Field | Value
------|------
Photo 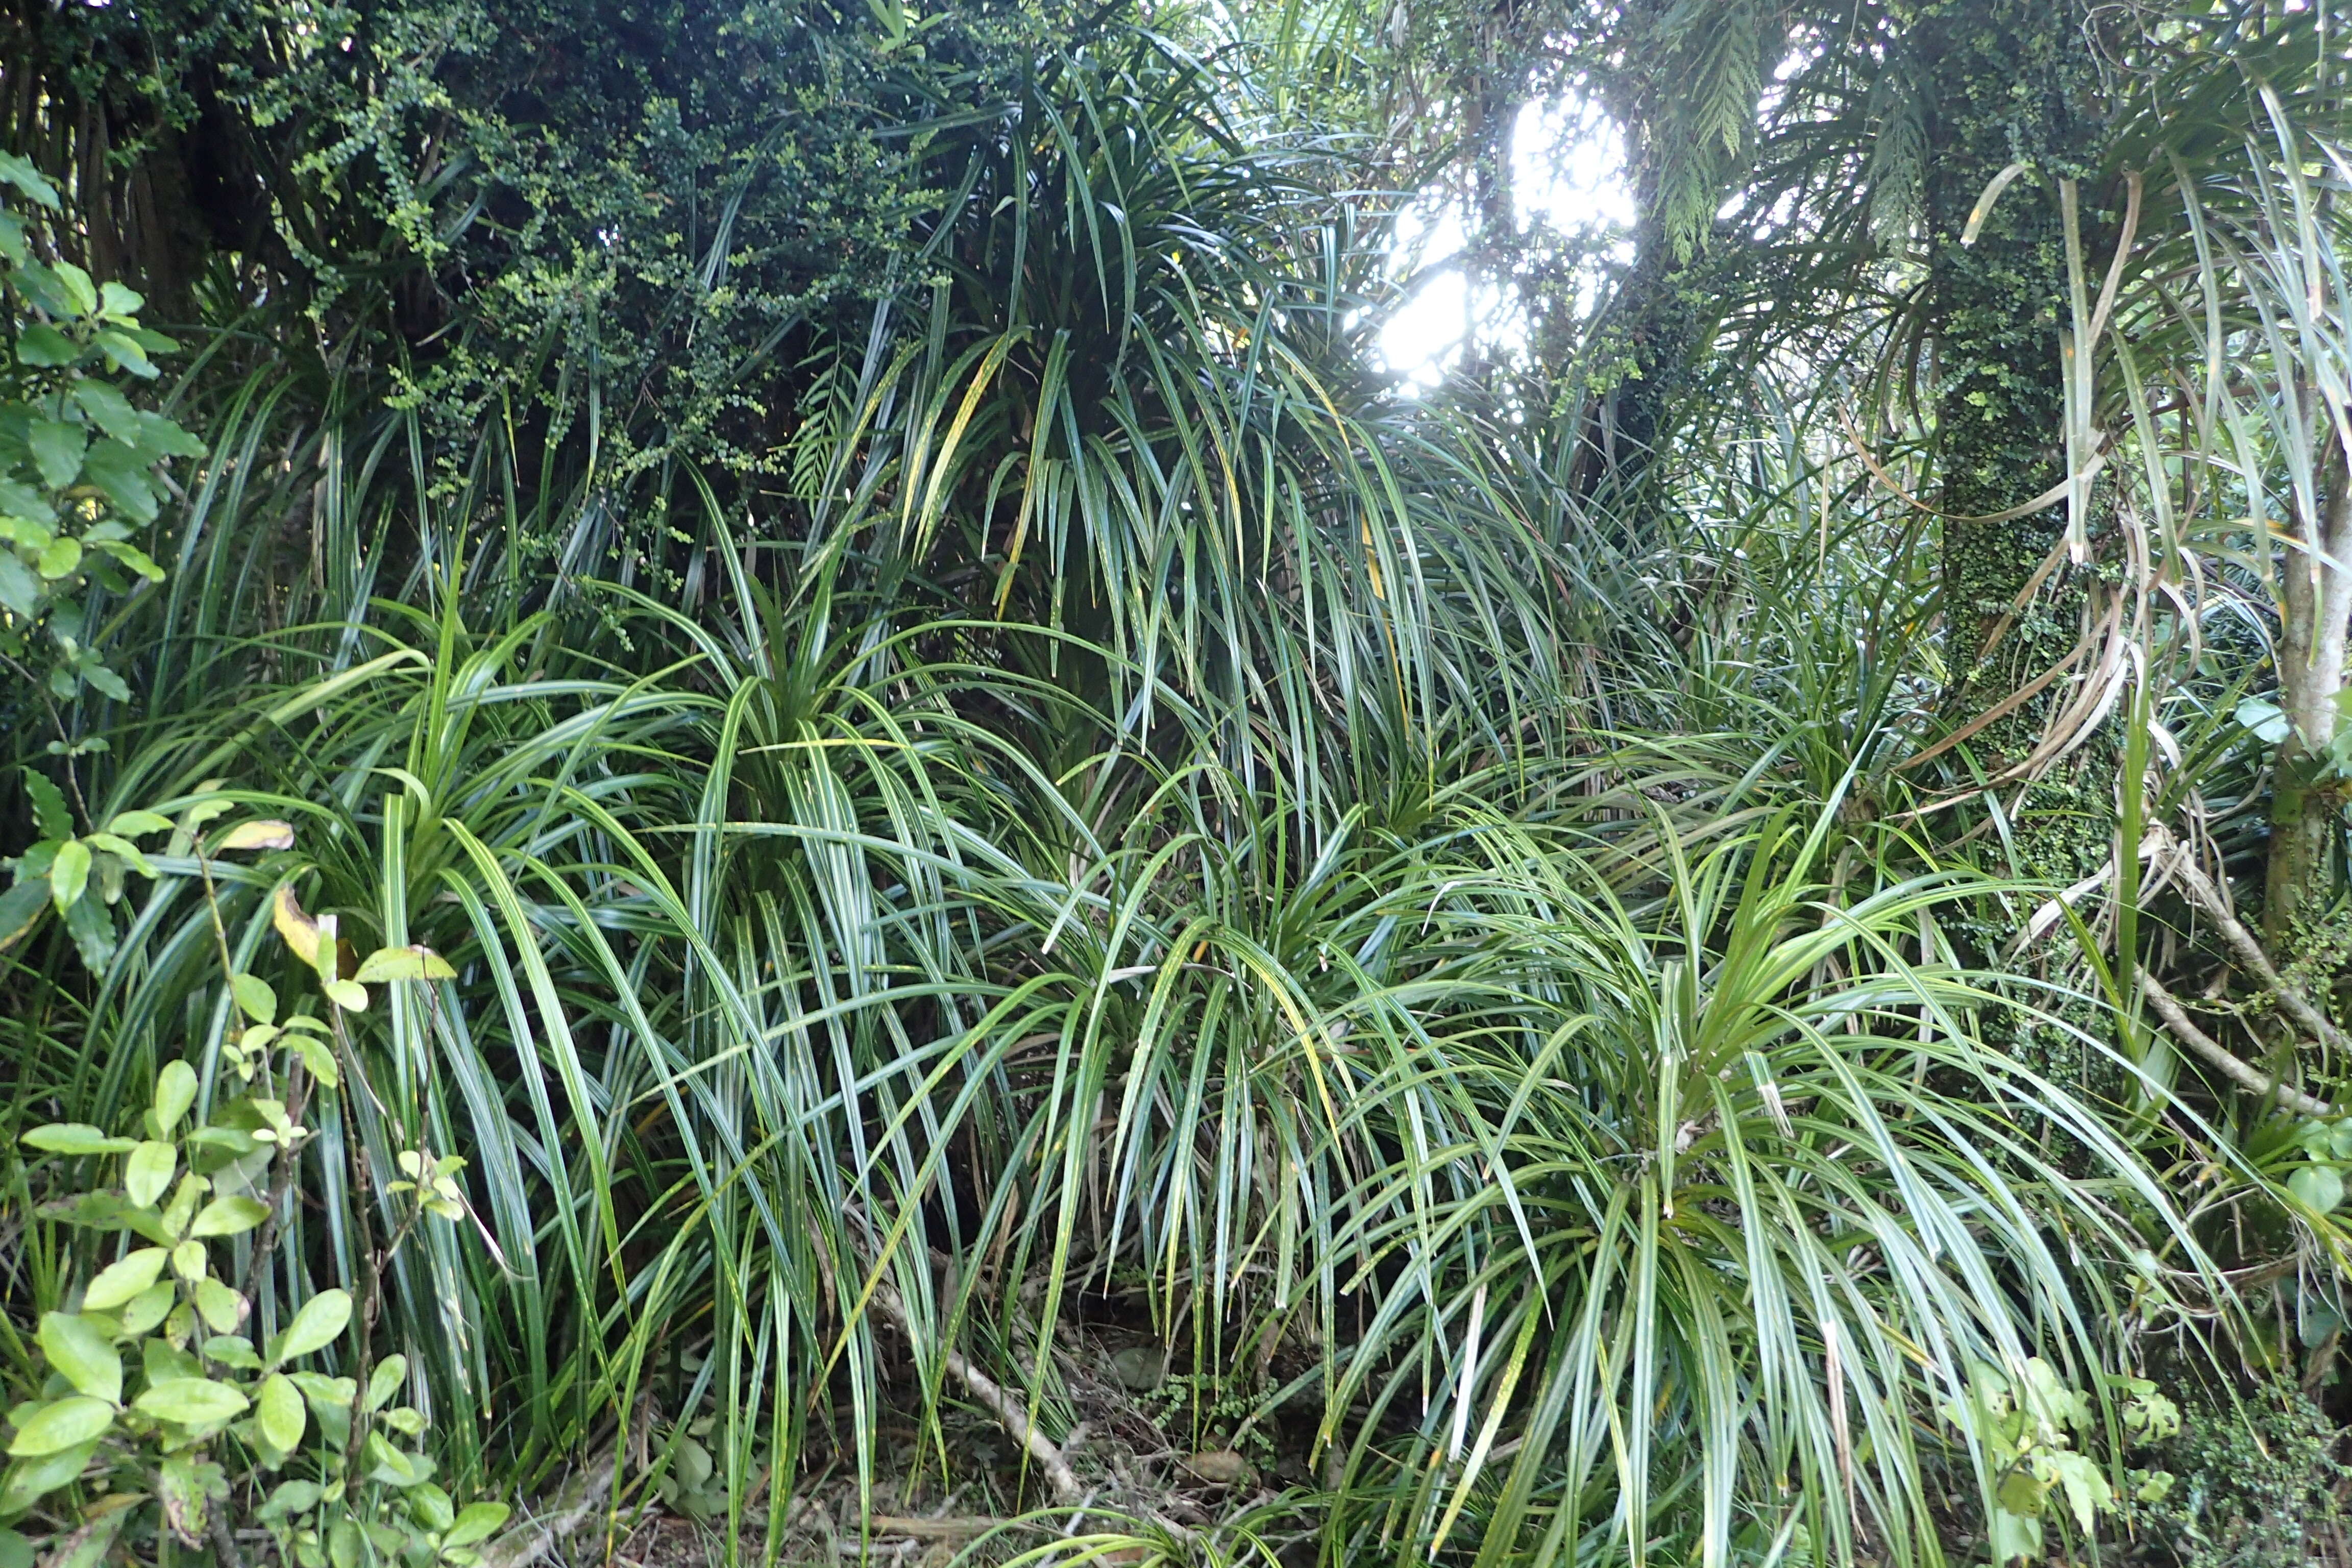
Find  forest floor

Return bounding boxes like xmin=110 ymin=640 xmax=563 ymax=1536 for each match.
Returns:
xmin=566 ymin=1310 xmax=1329 ymax=1568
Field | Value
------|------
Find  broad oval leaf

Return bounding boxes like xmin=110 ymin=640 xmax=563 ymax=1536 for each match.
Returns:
xmin=153 ymin=1062 xmax=198 ymax=1138
xmin=33 ymin=535 xmax=80 ymax=581
xmin=21 ymin=1124 xmax=135 ymax=1157
xmin=2236 ymin=696 xmax=2295 ymax=745
xmin=284 ymin=1371 xmax=355 ymax=1408
xmin=47 ymin=839 xmax=90 ymax=913
xmin=442 ymin=1503 xmax=511 ymax=1549
xmin=273 ymin=1289 xmax=352 ymax=1364
xmin=231 ymin=973 xmax=278 ymax=1026
xmin=36 ymin=1313 xmax=120 ymax=1404
xmin=365 ymin=1355 xmax=407 ymax=1414
xmin=256 ymin=1373 xmax=305 ymax=1452
xmin=322 ymin=978 xmax=368 ymax=1012
xmin=352 ymin=945 xmax=457 ymax=984
xmin=407 ymin=1483 xmax=454 ymax=1533
xmin=124 ymin=1141 xmax=175 ymax=1209
xmin=193 ymin=1277 xmax=245 ymax=1335
xmin=104 ymin=809 xmax=173 ymax=838
xmin=188 ymin=1195 xmax=268 ymax=1238
xmin=0 ymin=879 xmax=47 ymax=951
xmin=133 ymin=1377 xmax=250 ymax=1426
xmin=5 ymin=1396 xmax=113 ymax=1456
xmin=214 ymin=820 xmax=296 ymax=853
xmin=118 ymin=1281 xmax=174 ymax=1336
xmin=290 ymin=1033 xmax=340 ymax=1088
xmin=203 ymin=1336 xmax=261 ymax=1371
xmin=362 ymin=1431 xmax=425 ymax=1487
xmin=26 ymin=420 xmax=84 ymax=493
xmin=15 ymin=324 xmax=77 ymax=367
xmin=0 ymin=1440 xmax=97 ymax=1512
xmin=81 ymin=1246 xmax=166 ymax=1311
xmin=257 ymin=1479 xmax=323 ymax=1522
xmin=2289 ymin=1164 xmax=2344 ymax=1215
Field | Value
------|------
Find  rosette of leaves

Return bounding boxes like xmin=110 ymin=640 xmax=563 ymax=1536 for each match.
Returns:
xmin=0 ymin=150 xmax=201 ymax=707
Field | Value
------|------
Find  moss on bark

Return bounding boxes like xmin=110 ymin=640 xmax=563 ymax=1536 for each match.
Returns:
xmin=1914 ymin=0 xmax=2120 ymax=1083
xmin=1918 ymin=0 xmax=2115 ymax=855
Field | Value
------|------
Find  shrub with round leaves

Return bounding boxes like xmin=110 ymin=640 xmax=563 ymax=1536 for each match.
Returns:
xmin=1 ymin=814 xmax=498 ymax=1568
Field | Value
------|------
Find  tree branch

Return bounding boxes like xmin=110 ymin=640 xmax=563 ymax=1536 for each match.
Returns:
xmin=2166 ymin=851 xmax=2348 ymax=1056
xmin=2139 ymin=971 xmax=2332 ymax=1118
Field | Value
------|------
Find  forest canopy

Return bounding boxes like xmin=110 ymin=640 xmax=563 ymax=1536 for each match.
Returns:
xmin=2 ymin=3 xmax=2349 ymax=1566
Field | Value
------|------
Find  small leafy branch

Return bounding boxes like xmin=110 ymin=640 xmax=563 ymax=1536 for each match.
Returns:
xmin=0 ymin=763 xmax=172 ymax=970
xmin=2 ymin=810 xmax=492 ymax=1568
xmin=1942 ymin=1357 xmax=2179 ymax=1566
xmin=0 ymin=142 xmax=208 ymax=973
xmin=0 ymin=151 xmax=202 ymax=713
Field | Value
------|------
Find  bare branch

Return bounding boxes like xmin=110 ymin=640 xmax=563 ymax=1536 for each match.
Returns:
xmin=2139 ymin=971 xmax=2331 ymax=1118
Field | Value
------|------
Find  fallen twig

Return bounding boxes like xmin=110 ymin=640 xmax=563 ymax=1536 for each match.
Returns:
xmin=867 ymin=1515 xmax=1006 ymax=1539
xmin=480 ymin=1451 xmax=618 ymax=1568
xmin=865 ymin=1284 xmax=1086 ymax=1506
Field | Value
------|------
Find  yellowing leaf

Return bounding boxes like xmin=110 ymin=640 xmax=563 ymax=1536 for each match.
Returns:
xmin=352 ymin=945 xmax=457 ymax=984
xmin=213 ymin=820 xmax=295 ymax=853
xmin=271 ymin=885 xmax=320 ymax=968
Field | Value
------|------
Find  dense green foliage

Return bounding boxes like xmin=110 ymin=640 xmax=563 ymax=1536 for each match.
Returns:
xmin=2 ymin=2 xmax=2349 ymax=1566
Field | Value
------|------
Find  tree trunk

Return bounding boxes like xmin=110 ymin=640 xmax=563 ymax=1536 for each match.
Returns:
xmin=2266 ymin=436 xmax=2352 ymax=945
xmin=1917 ymin=0 xmax=2114 ymax=883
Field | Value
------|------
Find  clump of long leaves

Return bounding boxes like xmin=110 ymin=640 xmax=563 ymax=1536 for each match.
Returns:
xmin=8 ymin=16 xmax=2320 ymax=1568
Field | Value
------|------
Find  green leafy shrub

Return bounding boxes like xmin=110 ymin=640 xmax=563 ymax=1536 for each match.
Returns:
xmin=2 ymin=811 xmax=497 ymax=1568
xmin=0 ymin=140 xmax=205 ymax=968
xmin=1939 ymin=1359 xmax=2179 ymax=1564
xmin=0 ymin=150 xmax=200 ymax=710
xmin=2136 ymin=1382 xmax=2345 ymax=1568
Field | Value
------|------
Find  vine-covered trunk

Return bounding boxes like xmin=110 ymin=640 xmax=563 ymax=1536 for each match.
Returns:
xmin=1918 ymin=0 xmax=2113 ymax=885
